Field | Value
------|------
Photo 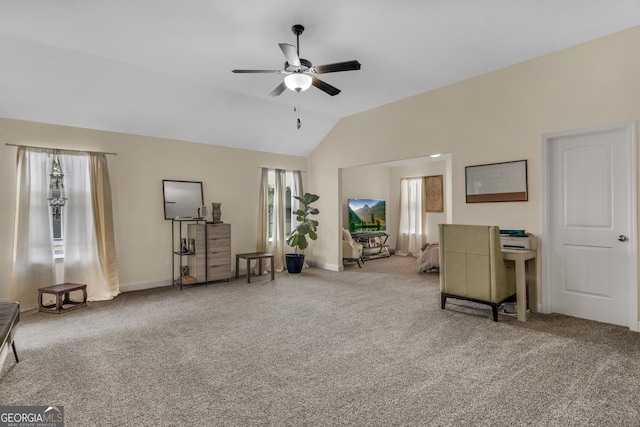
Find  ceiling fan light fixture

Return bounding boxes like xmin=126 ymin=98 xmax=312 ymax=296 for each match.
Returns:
xmin=285 ymin=73 xmax=312 ymax=92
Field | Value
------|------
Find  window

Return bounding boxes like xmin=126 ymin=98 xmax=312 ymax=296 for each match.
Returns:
xmin=267 ymin=170 xmax=294 ymax=239
xmin=396 ymin=177 xmax=427 ymax=256
xmin=257 ymin=167 xmax=302 ymax=271
xmin=12 ymin=147 xmax=120 ymax=305
xmin=47 ymin=154 xmax=67 ymax=259
xmin=399 ymin=178 xmax=423 ymax=234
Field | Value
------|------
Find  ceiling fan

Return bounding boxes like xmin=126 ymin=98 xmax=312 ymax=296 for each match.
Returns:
xmin=232 ymin=24 xmax=361 ymax=97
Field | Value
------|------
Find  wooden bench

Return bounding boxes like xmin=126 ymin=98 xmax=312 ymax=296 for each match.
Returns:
xmin=0 ymin=302 xmax=20 ymax=363
xmin=38 ymin=283 xmax=87 ymax=314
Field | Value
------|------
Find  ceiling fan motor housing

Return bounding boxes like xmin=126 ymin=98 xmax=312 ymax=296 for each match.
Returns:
xmin=284 ymin=58 xmax=313 ymax=73
xmin=292 ymin=24 xmax=305 ymax=36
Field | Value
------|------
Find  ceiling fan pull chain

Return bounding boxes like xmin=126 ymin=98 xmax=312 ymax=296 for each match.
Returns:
xmin=296 ymin=92 xmax=302 ymax=130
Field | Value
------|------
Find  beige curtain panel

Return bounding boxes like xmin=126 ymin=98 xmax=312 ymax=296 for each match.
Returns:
xmin=11 ymin=147 xmax=119 ymax=309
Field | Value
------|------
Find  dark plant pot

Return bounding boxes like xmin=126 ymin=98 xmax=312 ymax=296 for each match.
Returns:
xmin=286 ymin=254 xmax=305 ymax=274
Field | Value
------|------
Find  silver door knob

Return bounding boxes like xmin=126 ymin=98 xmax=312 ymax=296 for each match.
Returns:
xmin=618 ymin=235 xmax=628 ymax=242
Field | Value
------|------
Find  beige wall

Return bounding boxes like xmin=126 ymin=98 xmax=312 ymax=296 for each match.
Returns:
xmin=0 ymin=118 xmax=306 ymax=302
xmin=340 ymin=160 xmax=449 ymax=251
xmin=309 ymin=26 xmax=640 ymax=306
xmin=2 ymin=26 xmax=639 ymax=312
xmin=388 ymin=160 xmax=449 ymax=248
xmin=341 ymin=164 xmax=390 ymax=233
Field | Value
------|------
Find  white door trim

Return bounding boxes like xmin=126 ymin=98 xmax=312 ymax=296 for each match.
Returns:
xmin=541 ymin=121 xmax=638 ymax=331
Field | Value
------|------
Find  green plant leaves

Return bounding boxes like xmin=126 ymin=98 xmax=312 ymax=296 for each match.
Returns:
xmin=294 ymin=193 xmax=319 ymax=205
xmin=287 ymin=192 xmax=320 ymax=253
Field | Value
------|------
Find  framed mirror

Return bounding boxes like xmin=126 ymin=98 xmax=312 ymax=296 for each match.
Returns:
xmin=162 ymin=180 xmax=204 ymax=220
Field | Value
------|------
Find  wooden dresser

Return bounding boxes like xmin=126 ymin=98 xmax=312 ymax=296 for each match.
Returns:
xmin=187 ymin=223 xmax=231 ymax=283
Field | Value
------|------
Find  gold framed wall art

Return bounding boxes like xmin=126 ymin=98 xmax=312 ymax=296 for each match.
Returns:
xmin=425 ymin=175 xmax=444 ymax=212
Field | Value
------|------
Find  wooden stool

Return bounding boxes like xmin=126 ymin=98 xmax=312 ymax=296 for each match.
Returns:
xmin=236 ymin=252 xmax=275 ymax=283
xmin=38 ymin=283 xmax=87 ymax=314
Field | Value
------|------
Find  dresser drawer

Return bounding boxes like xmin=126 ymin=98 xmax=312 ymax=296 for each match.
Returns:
xmin=208 ymin=250 xmax=230 ymax=265
xmin=181 ymin=223 xmax=230 ymax=284
xmin=207 ymin=224 xmax=231 ymax=239
xmin=207 ymin=238 xmax=230 ymax=252
xmin=208 ymin=264 xmax=231 ymax=281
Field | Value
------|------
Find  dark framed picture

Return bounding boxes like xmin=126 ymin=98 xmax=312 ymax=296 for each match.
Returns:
xmin=162 ymin=180 xmax=204 ymax=220
xmin=465 ymin=160 xmax=528 ymax=203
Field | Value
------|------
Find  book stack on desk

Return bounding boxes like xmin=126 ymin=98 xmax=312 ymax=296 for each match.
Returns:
xmin=499 ymin=229 xmax=526 ymax=237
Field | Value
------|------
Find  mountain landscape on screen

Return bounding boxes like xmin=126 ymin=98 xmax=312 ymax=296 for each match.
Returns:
xmin=348 ymin=199 xmax=386 ymax=233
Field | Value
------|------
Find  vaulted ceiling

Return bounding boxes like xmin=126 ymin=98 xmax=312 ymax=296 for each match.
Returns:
xmin=1 ymin=1 xmax=639 ymax=156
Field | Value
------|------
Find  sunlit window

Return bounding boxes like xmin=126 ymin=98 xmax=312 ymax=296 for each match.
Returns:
xmin=47 ymin=154 xmax=67 ymax=258
xmin=267 ymin=171 xmax=293 ymax=239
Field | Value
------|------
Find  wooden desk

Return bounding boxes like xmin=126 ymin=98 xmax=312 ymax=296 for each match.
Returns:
xmin=502 ymin=250 xmax=537 ymax=322
xmin=235 ymin=252 xmax=275 ymax=283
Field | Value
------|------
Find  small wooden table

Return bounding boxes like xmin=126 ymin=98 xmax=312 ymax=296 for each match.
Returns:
xmin=236 ymin=252 xmax=275 ymax=283
xmin=502 ymin=249 xmax=538 ymax=322
xmin=38 ymin=283 xmax=87 ymax=314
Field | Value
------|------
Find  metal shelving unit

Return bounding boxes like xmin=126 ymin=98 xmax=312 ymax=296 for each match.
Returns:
xmin=171 ymin=218 xmax=206 ymax=290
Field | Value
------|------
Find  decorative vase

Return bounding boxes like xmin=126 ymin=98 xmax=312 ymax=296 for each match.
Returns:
xmin=181 ymin=238 xmax=188 ymax=253
xmin=189 ymin=239 xmax=195 ymax=254
xmin=212 ymin=203 xmax=222 ymax=223
xmin=286 ymin=254 xmax=305 ymax=274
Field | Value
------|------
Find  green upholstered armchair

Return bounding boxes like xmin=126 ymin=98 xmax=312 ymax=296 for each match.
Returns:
xmin=438 ymin=224 xmax=516 ymax=321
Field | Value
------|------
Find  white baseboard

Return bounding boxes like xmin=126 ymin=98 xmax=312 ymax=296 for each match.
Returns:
xmin=536 ymin=303 xmax=640 ymax=333
xmin=119 ymin=279 xmax=173 ymax=293
xmin=307 ymin=261 xmax=340 ymax=272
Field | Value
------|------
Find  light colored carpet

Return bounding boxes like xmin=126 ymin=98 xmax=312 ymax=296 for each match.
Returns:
xmin=2 ymin=255 xmax=640 ymax=426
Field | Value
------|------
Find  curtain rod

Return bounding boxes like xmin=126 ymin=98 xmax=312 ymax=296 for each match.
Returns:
xmin=5 ymin=143 xmax=117 ymax=156
xmin=257 ymin=166 xmax=305 ymax=173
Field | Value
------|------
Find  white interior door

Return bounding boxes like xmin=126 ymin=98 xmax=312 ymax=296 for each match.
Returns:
xmin=543 ymin=122 xmax=637 ymax=328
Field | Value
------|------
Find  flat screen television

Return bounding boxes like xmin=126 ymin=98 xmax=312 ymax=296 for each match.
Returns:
xmin=348 ymin=199 xmax=386 ymax=233
xmin=163 ymin=180 xmax=204 ymax=220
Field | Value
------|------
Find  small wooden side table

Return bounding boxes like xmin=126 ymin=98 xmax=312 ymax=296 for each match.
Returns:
xmin=502 ymin=249 xmax=537 ymax=322
xmin=38 ymin=283 xmax=87 ymax=314
xmin=236 ymin=252 xmax=275 ymax=283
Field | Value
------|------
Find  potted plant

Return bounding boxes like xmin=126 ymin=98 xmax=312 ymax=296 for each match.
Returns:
xmin=286 ymin=193 xmax=320 ymax=273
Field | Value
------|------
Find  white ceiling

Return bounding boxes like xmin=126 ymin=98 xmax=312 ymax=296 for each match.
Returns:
xmin=1 ymin=1 xmax=639 ymax=156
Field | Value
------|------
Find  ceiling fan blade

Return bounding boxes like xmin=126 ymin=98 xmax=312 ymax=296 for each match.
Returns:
xmin=312 ymin=78 xmax=341 ymax=96
xmin=279 ymin=43 xmax=301 ymax=68
xmin=232 ymin=69 xmax=283 ymax=73
xmin=314 ymin=60 xmax=361 ymax=74
xmin=268 ymin=82 xmax=287 ymax=97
